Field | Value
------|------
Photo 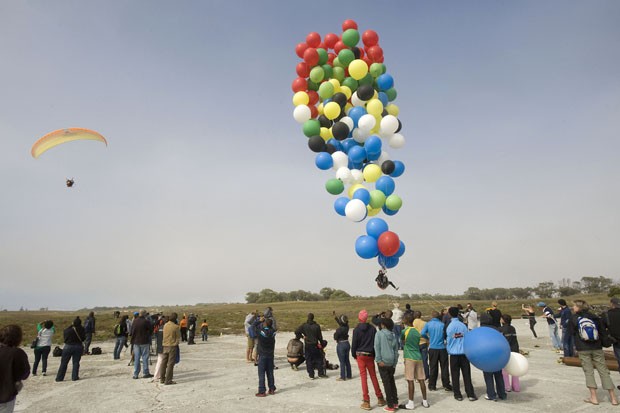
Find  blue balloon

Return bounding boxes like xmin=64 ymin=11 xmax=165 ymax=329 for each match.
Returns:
xmin=348 ymin=145 xmax=366 ymax=164
xmin=341 ymin=138 xmax=357 ymax=154
xmin=366 ymin=150 xmax=380 ymax=161
xmin=349 ymin=161 xmax=363 ymax=170
xmin=378 ymin=254 xmax=399 ymax=269
xmin=382 ymin=205 xmax=399 ymax=216
xmin=378 ymin=92 xmax=389 ymax=106
xmin=376 ymin=176 xmax=395 ymax=196
xmin=334 ymin=197 xmax=349 ymax=216
xmin=355 ymin=235 xmax=379 ymax=259
xmin=364 ymin=135 xmax=382 ymax=156
xmin=348 ymin=106 xmax=367 ymax=127
xmin=391 ymin=160 xmax=405 ymax=177
xmin=366 ymin=217 xmax=389 ymax=239
xmin=464 ymin=327 xmax=511 ymax=372
xmin=315 ymin=152 xmax=333 ymax=170
xmin=327 ymin=138 xmax=342 ymax=152
xmin=353 ymin=188 xmax=371 ymax=205
xmin=377 ymin=73 xmax=394 ymax=91
xmin=394 ymin=241 xmax=406 ymax=258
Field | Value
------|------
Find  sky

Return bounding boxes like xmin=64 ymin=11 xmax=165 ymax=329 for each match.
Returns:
xmin=1 ymin=1 xmax=619 ymax=310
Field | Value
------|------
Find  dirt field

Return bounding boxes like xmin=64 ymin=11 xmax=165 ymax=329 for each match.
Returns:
xmin=14 ymin=322 xmax=620 ymax=412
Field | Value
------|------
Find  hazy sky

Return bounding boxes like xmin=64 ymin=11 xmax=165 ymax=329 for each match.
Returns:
xmin=1 ymin=1 xmax=619 ymax=310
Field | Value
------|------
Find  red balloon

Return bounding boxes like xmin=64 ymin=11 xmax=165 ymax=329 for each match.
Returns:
xmin=295 ymin=42 xmax=308 ymax=59
xmin=378 ymin=231 xmax=400 ymax=257
xmin=324 ymin=33 xmax=339 ymax=49
xmin=367 ymin=45 xmax=384 ymax=62
xmin=327 ymin=52 xmax=336 ymax=65
xmin=318 ymin=42 xmax=326 ymax=50
xmin=296 ymin=62 xmax=310 ymax=78
xmin=334 ymin=40 xmax=347 ymax=54
xmin=309 ymin=105 xmax=319 ymax=119
xmin=362 ymin=56 xmax=372 ymax=66
xmin=342 ymin=19 xmax=358 ymax=31
xmin=307 ymin=90 xmax=319 ymax=105
xmin=306 ymin=32 xmax=321 ymax=48
xmin=303 ymin=48 xmax=319 ymax=66
xmin=291 ymin=77 xmax=308 ymax=93
xmin=362 ymin=30 xmax=379 ymax=47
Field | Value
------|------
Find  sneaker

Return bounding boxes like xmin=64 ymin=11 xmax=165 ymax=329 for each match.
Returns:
xmin=484 ymin=395 xmax=496 ymax=401
xmin=428 ymin=386 xmax=437 ymax=391
xmin=133 ymin=376 xmax=138 ymax=379
xmin=444 ymin=386 xmax=453 ymax=392
xmin=454 ymin=396 xmax=464 ymax=401
xmin=42 ymin=372 xmax=46 ymax=376
xmin=468 ymin=396 xmax=478 ymax=401
xmin=164 ymin=381 xmax=177 ymax=385
xmin=142 ymin=374 xmax=153 ymax=379
xmin=377 ymin=397 xmax=387 ymax=406
xmin=399 ymin=401 xmax=415 ymax=410
xmin=32 ymin=373 xmax=37 ymax=376
xmin=268 ymin=389 xmax=276 ymax=395
xmin=291 ymin=364 xmax=298 ymax=371
xmin=309 ymin=376 xmax=316 ymax=380
xmin=383 ymin=407 xmax=396 ymax=412
xmin=336 ymin=377 xmax=345 ymax=381
xmin=255 ymin=392 xmax=267 ymax=397
xmin=361 ymin=401 xmax=372 ymax=411
xmin=421 ymin=400 xmax=430 ymax=408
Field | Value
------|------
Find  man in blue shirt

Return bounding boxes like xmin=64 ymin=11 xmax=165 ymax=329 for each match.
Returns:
xmin=558 ymin=299 xmax=574 ymax=357
xmin=446 ymin=307 xmax=477 ymax=402
xmin=421 ymin=311 xmax=452 ymax=392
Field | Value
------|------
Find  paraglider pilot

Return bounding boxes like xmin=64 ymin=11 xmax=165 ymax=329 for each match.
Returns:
xmin=66 ymin=178 xmax=74 ymax=188
xmin=376 ymin=268 xmax=398 ymax=290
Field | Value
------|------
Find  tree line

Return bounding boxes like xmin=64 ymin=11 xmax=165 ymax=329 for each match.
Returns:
xmin=245 ymin=276 xmax=618 ymax=303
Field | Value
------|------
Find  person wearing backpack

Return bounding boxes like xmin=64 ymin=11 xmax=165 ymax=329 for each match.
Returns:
xmin=113 ymin=315 xmax=129 ymax=360
xmin=567 ymin=299 xmax=618 ymax=406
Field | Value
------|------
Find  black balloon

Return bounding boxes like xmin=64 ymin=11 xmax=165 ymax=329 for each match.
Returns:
xmin=381 ymin=109 xmax=388 ymax=117
xmin=381 ymin=160 xmax=395 ymax=175
xmin=318 ymin=115 xmax=332 ymax=128
xmin=325 ymin=143 xmax=336 ymax=154
xmin=352 ymin=47 xmax=361 ymax=59
xmin=357 ymin=84 xmax=374 ymax=101
xmin=332 ymin=121 xmax=350 ymax=141
xmin=331 ymin=92 xmax=348 ymax=108
xmin=308 ymin=136 xmax=326 ymax=152
xmin=395 ymin=119 xmax=402 ymax=133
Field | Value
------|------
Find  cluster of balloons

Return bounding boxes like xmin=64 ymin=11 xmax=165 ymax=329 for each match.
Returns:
xmin=463 ymin=327 xmax=529 ymax=376
xmin=292 ymin=20 xmax=407 ymax=268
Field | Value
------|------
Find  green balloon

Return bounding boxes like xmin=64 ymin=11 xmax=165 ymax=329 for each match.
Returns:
xmin=369 ymin=63 xmax=383 ymax=78
xmin=385 ymin=87 xmax=397 ymax=101
xmin=318 ymin=82 xmax=335 ymax=100
xmin=337 ymin=49 xmax=355 ymax=67
xmin=325 ymin=178 xmax=344 ymax=195
xmin=342 ymin=77 xmax=358 ymax=92
xmin=303 ymin=119 xmax=321 ymax=138
xmin=309 ymin=66 xmax=325 ymax=83
xmin=317 ymin=48 xmax=328 ymax=66
xmin=332 ymin=66 xmax=345 ymax=82
xmin=307 ymin=79 xmax=319 ymax=91
xmin=369 ymin=190 xmax=386 ymax=209
xmin=332 ymin=57 xmax=343 ymax=68
xmin=342 ymin=29 xmax=360 ymax=47
xmin=322 ymin=64 xmax=333 ymax=80
xmin=358 ymin=73 xmax=374 ymax=86
xmin=385 ymin=194 xmax=403 ymax=211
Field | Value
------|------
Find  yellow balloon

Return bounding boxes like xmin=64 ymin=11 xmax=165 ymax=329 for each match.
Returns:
xmin=386 ymin=104 xmax=400 ymax=116
xmin=328 ymin=78 xmax=341 ymax=92
xmin=340 ymin=85 xmax=352 ymax=100
xmin=363 ymin=164 xmax=382 ymax=183
xmin=320 ymin=127 xmax=332 ymax=141
xmin=372 ymin=115 xmax=382 ymax=133
xmin=292 ymin=91 xmax=309 ymax=106
xmin=366 ymin=99 xmax=384 ymax=116
xmin=373 ymin=90 xmax=378 ymax=100
xmin=348 ymin=59 xmax=369 ymax=80
xmin=324 ymin=101 xmax=341 ymax=120
xmin=367 ymin=206 xmax=381 ymax=216
xmin=317 ymin=102 xmax=324 ymax=115
xmin=348 ymin=183 xmax=366 ymax=199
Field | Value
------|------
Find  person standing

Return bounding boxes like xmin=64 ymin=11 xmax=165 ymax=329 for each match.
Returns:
xmin=187 ymin=313 xmax=197 ymax=345
xmin=500 ymin=314 xmax=520 ymax=393
xmin=179 ymin=315 xmax=188 ymax=342
xmin=607 ymin=297 xmax=620 ymax=389
xmin=0 ymin=325 xmax=30 ymax=413
xmin=568 ymin=300 xmax=618 ymax=406
xmin=463 ymin=304 xmax=479 ymax=330
xmin=333 ymin=313 xmax=352 ymax=381
xmin=558 ymin=299 xmax=575 ymax=357
xmin=538 ymin=302 xmax=562 ymax=352
xmin=32 ymin=320 xmax=54 ymax=376
xmin=200 ymin=319 xmax=209 ymax=342
xmin=55 ymin=318 xmax=85 ymax=382
xmin=522 ymin=304 xmax=538 ymax=338
xmin=352 ymin=310 xmax=386 ymax=411
xmin=152 ymin=316 xmax=166 ymax=381
xmin=479 ymin=313 xmax=506 ymax=401
xmin=244 ymin=311 xmax=258 ymax=363
xmin=295 ymin=313 xmax=325 ymax=379
xmin=446 ymin=307 xmax=477 ymax=402
xmin=487 ymin=302 xmax=502 ymax=328
xmin=374 ymin=318 xmax=399 ymax=412
xmin=420 ymin=311 xmax=452 ymax=392
xmin=412 ymin=311 xmax=429 ymax=380
xmin=392 ymin=303 xmax=404 ymax=350
xmin=400 ymin=313 xmax=430 ymax=410
xmin=130 ymin=310 xmax=153 ymax=379
xmin=83 ymin=311 xmax=96 ymax=355
xmin=264 ymin=307 xmax=278 ymax=332
xmin=254 ymin=317 xmax=276 ymax=397
xmin=113 ymin=315 xmax=129 ymax=360
xmin=160 ymin=312 xmax=180 ymax=385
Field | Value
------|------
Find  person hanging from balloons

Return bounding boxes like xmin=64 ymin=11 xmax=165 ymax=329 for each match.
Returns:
xmin=66 ymin=178 xmax=75 ymax=188
xmin=376 ymin=267 xmax=399 ymax=291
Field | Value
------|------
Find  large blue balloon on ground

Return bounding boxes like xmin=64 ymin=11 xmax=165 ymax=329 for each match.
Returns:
xmin=464 ymin=327 xmax=510 ymax=372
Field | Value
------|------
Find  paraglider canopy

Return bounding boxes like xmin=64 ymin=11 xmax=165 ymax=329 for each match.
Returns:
xmin=31 ymin=128 xmax=107 ymax=158
xmin=66 ymin=178 xmax=74 ymax=188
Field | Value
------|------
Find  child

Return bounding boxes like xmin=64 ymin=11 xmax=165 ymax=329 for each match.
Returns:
xmin=200 ymin=319 xmax=209 ymax=342
xmin=399 ymin=313 xmax=430 ymax=409
xmin=374 ymin=318 xmax=399 ymax=412
xmin=254 ymin=317 xmax=276 ymax=397
xmin=500 ymin=314 xmax=520 ymax=392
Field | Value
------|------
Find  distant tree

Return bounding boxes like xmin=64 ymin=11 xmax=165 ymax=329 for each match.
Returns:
xmin=320 ymin=287 xmax=335 ymax=300
xmin=400 ymin=293 xmax=411 ymax=301
xmin=329 ymin=289 xmax=352 ymax=300
xmin=534 ymin=281 xmax=556 ymax=298
xmin=608 ymin=286 xmax=620 ymax=298
xmin=580 ymin=276 xmax=614 ymax=294
xmin=463 ymin=287 xmax=483 ymax=300
xmin=557 ymin=286 xmax=581 ymax=297
xmin=256 ymin=289 xmax=279 ymax=303
xmin=508 ymin=287 xmax=533 ymax=300
xmin=245 ymin=292 xmax=260 ymax=303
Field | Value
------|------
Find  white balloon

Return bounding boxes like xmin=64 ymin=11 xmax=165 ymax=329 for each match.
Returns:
xmin=504 ymin=352 xmax=529 ymax=377
xmin=345 ymin=199 xmax=368 ymax=222
xmin=377 ymin=151 xmax=391 ymax=165
xmin=380 ymin=115 xmax=399 ymax=135
xmin=352 ymin=128 xmax=368 ymax=143
xmin=350 ymin=169 xmax=364 ymax=184
xmin=350 ymin=92 xmax=364 ymax=107
xmin=336 ymin=167 xmax=353 ymax=184
xmin=340 ymin=116 xmax=354 ymax=131
xmin=358 ymin=114 xmax=376 ymax=132
xmin=388 ymin=133 xmax=405 ymax=149
xmin=331 ymin=151 xmax=349 ymax=170
xmin=293 ymin=105 xmax=311 ymax=123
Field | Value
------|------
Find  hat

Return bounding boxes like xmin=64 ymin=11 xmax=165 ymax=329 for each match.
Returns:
xmin=537 ymin=302 xmax=546 ymax=307
xmin=611 ymin=297 xmax=620 ymax=306
xmin=358 ymin=310 xmax=368 ymax=323
xmin=133 ymin=311 xmax=139 ymax=316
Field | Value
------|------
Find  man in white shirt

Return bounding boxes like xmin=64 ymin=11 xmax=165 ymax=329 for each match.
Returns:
xmin=392 ymin=303 xmax=404 ymax=350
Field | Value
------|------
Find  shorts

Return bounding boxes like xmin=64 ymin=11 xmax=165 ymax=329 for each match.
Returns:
xmin=247 ymin=335 xmax=255 ymax=349
xmin=404 ymin=359 xmax=425 ymax=381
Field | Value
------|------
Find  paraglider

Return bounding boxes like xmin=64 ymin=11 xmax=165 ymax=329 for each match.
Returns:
xmin=65 ymin=178 xmax=75 ymax=188
xmin=375 ymin=268 xmax=399 ymax=291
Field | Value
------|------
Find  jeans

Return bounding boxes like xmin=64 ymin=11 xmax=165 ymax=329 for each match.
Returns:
xmin=561 ymin=328 xmax=575 ymax=357
xmin=305 ymin=344 xmax=324 ymax=378
xmin=483 ymin=370 xmax=506 ymax=400
xmin=0 ymin=399 xmax=16 ymax=413
xmin=378 ymin=365 xmax=398 ymax=407
xmin=393 ymin=325 xmax=403 ymax=350
xmin=133 ymin=343 xmax=151 ymax=377
xmin=336 ymin=341 xmax=352 ymax=379
xmin=33 ymin=346 xmax=51 ymax=374
xmin=84 ymin=332 xmax=93 ymax=354
xmin=420 ymin=343 xmax=430 ymax=379
xmin=114 ymin=336 xmax=127 ymax=359
xmin=257 ymin=355 xmax=275 ymax=393
xmin=428 ymin=348 xmax=450 ymax=389
xmin=356 ymin=355 xmax=383 ymax=402
xmin=56 ymin=344 xmax=83 ymax=381
xmin=449 ymin=354 xmax=476 ymax=398
xmin=202 ymin=331 xmax=208 ymax=341
xmin=548 ymin=323 xmax=561 ymax=350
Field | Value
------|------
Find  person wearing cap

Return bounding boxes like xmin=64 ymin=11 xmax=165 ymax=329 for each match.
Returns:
xmin=352 ymin=310 xmax=386 ymax=410
xmin=333 ymin=312 xmax=352 ymax=381
xmin=558 ymin=299 xmax=575 ymax=357
xmin=538 ymin=302 xmax=561 ymax=352
xmin=446 ymin=307 xmax=477 ymax=402
xmin=295 ymin=313 xmax=325 ymax=379
xmin=608 ymin=297 xmax=620 ymax=390
xmin=374 ymin=318 xmax=400 ymax=412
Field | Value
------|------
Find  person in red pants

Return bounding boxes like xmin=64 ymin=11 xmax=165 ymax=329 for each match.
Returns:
xmin=352 ymin=310 xmax=386 ymax=411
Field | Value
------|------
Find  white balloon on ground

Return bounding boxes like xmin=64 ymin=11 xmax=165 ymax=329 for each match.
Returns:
xmin=345 ymin=199 xmax=368 ymax=222
xmin=293 ymin=105 xmax=311 ymax=123
xmin=388 ymin=133 xmax=405 ymax=149
xmin=504 ymin=352 xmax=529 ymax=377
xmin=380 ymin=115 xmax=399 ymax=135
xmin=352 ymin=128 xmax=369 ymax=143
xmin=351 ymin=169 xmax=364 ymax=184
xmin=331 ymin=151 xmax=348 ymax=170
xmin=358 ymin=114 xmax=376 ymax=132
xmin=336 ymin=167 xmax=353 ymax=184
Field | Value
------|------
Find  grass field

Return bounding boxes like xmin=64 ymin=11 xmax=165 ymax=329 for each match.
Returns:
xmin=1 ymin=293 xmax=611 ymax=345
